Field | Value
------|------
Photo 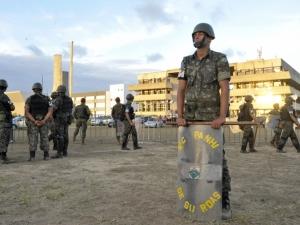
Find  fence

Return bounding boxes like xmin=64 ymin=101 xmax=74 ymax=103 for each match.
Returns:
xmin=11 ymin=124 xmax=284 ymax=146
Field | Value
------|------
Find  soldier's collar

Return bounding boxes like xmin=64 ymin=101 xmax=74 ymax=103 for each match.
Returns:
xmin=192 ymin=49 xmax=211 ymax=60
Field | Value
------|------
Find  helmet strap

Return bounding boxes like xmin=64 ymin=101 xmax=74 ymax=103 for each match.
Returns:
xmin=193 ymin=35 xmax=209 ymax=49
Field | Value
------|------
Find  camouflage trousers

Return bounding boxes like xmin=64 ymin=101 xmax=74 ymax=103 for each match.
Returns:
xmin=0 ymin=127 xmax=11 ymax=153
xmin=54 ymin=121 xmax=69 ymax=154
xmin=277 ymin=121 xmax=300 ymax=151
xmin=271 ymin=127 xmax=282 ymax=146
xmin=27 ymin=121 xmax=49 ymax=152
xmin=73 ymin=119 xmax=88 ymax=141
xmin=122 ymin=121 xmax=138 ymax=148
xmin=241 ymin=125 xmax=255 ymax=151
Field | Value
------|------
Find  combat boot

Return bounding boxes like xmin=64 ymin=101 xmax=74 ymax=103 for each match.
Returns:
xmin=133 ymin=146 xmax=142 ymax=150
xmin=51 ymin=151 xmax=63 ymax=159
xmin=249 ymin=148 xmax=258 ymax=153
xmin=63 ymin=150 xmax=68 ymax=157
xmin=222 ymin=193 xmax=232 ymax=220
xmin=28 ymin=151 xmax=35 ymax=161
xmin=121 ymin=147 xmax=130 ymax=150
xmin=81 ymin=138 xmax=85 ymax=145
xmin=1 ymin=152 xmax=8 ymax=163
xmin=43 ymin=151 xmax=49 ymax=160
xmin=240 ymin=149 xmax=248 ymax=153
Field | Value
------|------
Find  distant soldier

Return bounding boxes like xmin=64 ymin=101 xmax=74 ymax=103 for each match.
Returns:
xmin=121 ymin=94 xmax=142 ymax=150
xmin=276 ymin=96 xmax=300 ymax=153
xmin=111 ymin=97 xmax=124 ymax=144
xmin=73 ymin=98 xmax=91 ymax=144
xmin=0 ymin=79 xmax=15 ymax=162
xmin=238 ymin=95 xmax=257 ymax=153
xmin=48 ymin=91 xmax=58 ymax=150
xmin=51 ymin=85 xmax=73 ymax=158
xmin=25 ymin=82 xmax=53 ymax=161
xmin=268 ymin=103 xmax=281 ymax=147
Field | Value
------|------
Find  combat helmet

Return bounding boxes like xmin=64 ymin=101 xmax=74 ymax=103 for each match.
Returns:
xmin=56 ymin=85 xmax=67 ymax=93
xmin=285 ymin=96 xmax=295 ymax=104
xmin=192 ymin=23 xmax=215 ymax=39
xmin=126 ymin=93 xmax=134 ymax=101
xmin=244 ymin=95 xmax=254 ymax=102
xmin=32 ymin=82 xmax=43 ymax=90
xmin=51 ymin=91 xmax=58 ymax=99
xmin=0 ymin=79 xmax=8 ymax=88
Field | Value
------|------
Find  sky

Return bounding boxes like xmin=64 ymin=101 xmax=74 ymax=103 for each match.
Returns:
xmin=1 ymin=0 xmax=300 ymax=94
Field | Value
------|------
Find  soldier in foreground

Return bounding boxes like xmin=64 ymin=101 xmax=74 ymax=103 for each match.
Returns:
xmin=177 ymin=23 xmax=231 ymax=220
xmin=51 ymin=85 xmax=73 ymax=158
xmin=238 ymin=95 xmax=257 ymax=153
xmin=121 ymin=94 xmax=142 ymax=150
xmin=111 ymin=97 xmax=124 ymax=144
xmin=276 ymin=96 xmax=300 ymax=153
xmin=0 ymin=79 xmax=15 ymax=163
xmin=25 ymin=83 xmax=52 ymax=161
xmin=73 ymin=98 xmax=91 ymax=144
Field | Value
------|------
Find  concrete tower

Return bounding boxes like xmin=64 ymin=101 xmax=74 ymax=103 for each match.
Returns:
xmin=53 ymin=54 xmax=63 ymax=92
xmin=69 ymin=41 xmax=74 ymax=96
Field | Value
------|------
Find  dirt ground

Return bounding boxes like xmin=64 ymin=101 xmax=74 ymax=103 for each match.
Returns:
xmin=0 ymin=138 xmax=299 ymax=225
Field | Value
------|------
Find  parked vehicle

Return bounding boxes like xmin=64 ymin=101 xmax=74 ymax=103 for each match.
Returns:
xmin=12 ymin=116 xmax=27 ymax=129
xmin=90 ymin=117 xmax=104 ymax=126
xmin=144 ymin=118 xmax=164 ymax=128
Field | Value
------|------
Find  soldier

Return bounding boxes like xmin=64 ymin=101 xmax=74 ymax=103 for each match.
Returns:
xmin=121 ymin=94 xmax=142 ymax=150
xmin=238 ymin=95 xmax=257 ymax=153
xmin=73 ymin=98 xmax=91 ymax=144
xmin=276 ymin=96 xmax=300 ymax=153
xmin=48 ymin=91 xmax=58 ymax=150
xmin=51 ymin=85 xmax=73 ymax=158
xmin=269 ymin=103 xmax=281 ymax=147
xmin=177 ymin=23 xmax=231 ymax=219
xmin=0 ymin=79 xmax=15 ymax=162
xmin=25 ymin=82 xmax=53 ymax=161
xmin=111 ymin=97 xmax=124 ymax=144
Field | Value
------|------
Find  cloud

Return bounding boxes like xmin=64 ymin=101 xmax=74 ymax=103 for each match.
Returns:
xmin=27 ymin=45 xmax=44 ymax=56
xmin=63 ymin=44 xmax=88 ymax=58
xmin=146 ymin=53 xmax=164 ymax=62
xmin=135 ymin=2 xmax=177 ymax=27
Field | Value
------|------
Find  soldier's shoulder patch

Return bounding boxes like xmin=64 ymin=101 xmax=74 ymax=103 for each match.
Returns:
xmin=178 ymin=71 xmax=185 ymax=78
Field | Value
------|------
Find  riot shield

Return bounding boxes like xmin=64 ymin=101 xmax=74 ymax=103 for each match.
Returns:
xmin=177 ymin=125 xmax=223 ymax=222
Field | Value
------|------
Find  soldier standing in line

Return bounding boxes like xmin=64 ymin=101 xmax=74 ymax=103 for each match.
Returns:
xmin=0 ymin=79 xmax=15 ymax=163
xmin=51 ymin=85 xmax=73 ymax=158
xmin=111 ymin=97 xmax=124 ymax=144
xmin=25 ymin=82 xmax=53 ymax=161
xmin=73 ymin=98 xmax=91 ymax=144
xmin=121 ymin=94 xmax=142 ymax=150
xmin=48 ymin=91 xmax=58 ymax=150
xmin=176 ymin=23 xmax=231 ymax=219
xmin=238 ymin=95 xmax=258 ymax=153
xmin=276 ymin=96 xmax=300 ymax=153
xmin=268 ymin=103 xmax=281 ymax=147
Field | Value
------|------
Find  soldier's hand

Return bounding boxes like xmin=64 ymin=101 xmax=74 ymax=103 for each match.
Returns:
xmin=211 ymin=117 xmax=225 ymax=129
xmin=177 ymin=117 xmax=187 ymax=126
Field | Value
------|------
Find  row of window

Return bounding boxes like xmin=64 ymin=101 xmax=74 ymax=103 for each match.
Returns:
xmin=137 ymin=89 xmax=171 ymax=95
xmin=232 ymin=81 xmax=287 ymax=89
xmin=138 ymin=103 xmax=171 ymax=112
xmin=139 ymin=77 xmax=171 ymax=84
xmin=234 ymin=66 xmax=286 ymax=76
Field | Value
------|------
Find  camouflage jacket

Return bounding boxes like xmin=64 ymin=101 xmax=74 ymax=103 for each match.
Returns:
xmin=178 ymin=50 xmax=230 ymax=121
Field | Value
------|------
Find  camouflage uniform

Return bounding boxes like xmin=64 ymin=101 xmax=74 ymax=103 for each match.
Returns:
xmin=178 ymin=49 xmax=231 ymax=208
xmin=73 ymin=103 xmax=91 ymax=144
xmin=268 ymin=108 xmax=281 ymax=147
xmin=48 ymin=92 xmax=58 ymax=150
xmin=121 ymin=101 xmax=140 ymax=150
xmin=25 ymin=93 xmax=51 ymax=160
xmin=52 ymin=92 xmax=73 ymax=157
xmin=277 ymin=104 xmax=300 ymax=153
xmin=239 ymin=102 xmax=257 ymax=152
xmin=0 ymin=91 xmax=14 ymax=162
xmin=111 ymin=102 xmax=124 ymax=144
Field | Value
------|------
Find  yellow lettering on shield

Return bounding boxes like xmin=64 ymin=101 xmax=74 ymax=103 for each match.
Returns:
xmin=178 ymin=136 xmax=186 ymax=151
xmin=199 ymin=191 xmax=221 ymax=213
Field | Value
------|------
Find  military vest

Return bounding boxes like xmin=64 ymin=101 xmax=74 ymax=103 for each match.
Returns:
xmin=59 ymin=96 xmax=73 ymax=114
xmin=280 ymin=105 xmax=294 ymax=122
xmin=238 ymin=103 xmax=253 ymax=121
xmin=183 ymin=52 xmax=222 ymax=121
xmin=112 ymin=103 xmax=125 ymax=120
xmin=28 ymin=94 xmax=49 ymax=119
xmin=125 ymin=103 xmax=135 ymax=120
xmin=0 ymin=93 xmax=12 ymax=123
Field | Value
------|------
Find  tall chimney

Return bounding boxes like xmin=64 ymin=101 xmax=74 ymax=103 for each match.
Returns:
xmin=69 ymin=41 xmax=74 ymax=97
xmin=53 ymin=54 xmax=62 ymax=92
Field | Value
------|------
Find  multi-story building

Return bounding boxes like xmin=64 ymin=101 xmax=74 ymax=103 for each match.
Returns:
xmin=128 ymin=69 xmax=179 ymax=117
xmin=128 ymin=58 xmax=300 ymax=118
xmin=230 ymin=58 xmax=300 ymax=117
xmin=71 ymin=91 xmax=110 ymax=116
